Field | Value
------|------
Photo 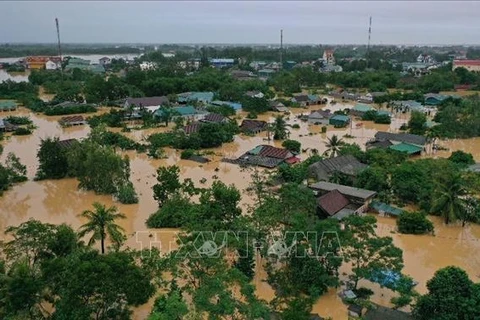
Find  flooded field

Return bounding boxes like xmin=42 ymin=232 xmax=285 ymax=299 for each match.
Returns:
xmin=0 ymin=69 xmax=30 ymax=82
xmin=1 ymin=101 xmax=480 ymax=319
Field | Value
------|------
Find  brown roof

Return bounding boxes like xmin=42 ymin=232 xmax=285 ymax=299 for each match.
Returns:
xmin=317 ymin=189 xmax=350 ymax=216
xmin=240 ymin=119 xmax=267 ymax=132
xmin=126 ymin=96 xmax=169 ymax=107
xmin=203 ymin=113 xmax=226 ymax=123
xmin=257 ymin=145 xmax=292 ymax=159
xmin=183 ymin=122 xmax=202 ymax=134
xmin=60 ymin=115 xmax=85 ymax=123
xmin=56 ymin=139 xmax=79 ymax=149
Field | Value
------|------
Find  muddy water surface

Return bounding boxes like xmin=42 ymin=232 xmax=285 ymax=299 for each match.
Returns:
xmin=1 ymin=101 xmax=480 ymax=319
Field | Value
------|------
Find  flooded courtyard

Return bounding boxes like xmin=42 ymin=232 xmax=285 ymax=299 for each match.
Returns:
xmin=1 ymin=101 xmax=480 ymax=319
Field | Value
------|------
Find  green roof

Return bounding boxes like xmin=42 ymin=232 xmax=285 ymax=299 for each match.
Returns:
xmin=68 ymin=58 xmax=90 ymax=65
xmin=371 ymin=201 xmax=404 ymax=216
xmin=330 ymin=114 xmax=350 ymax=122
xmin=353 ymin=103 xmax=375 ymax=112
xmin=389 ymin=143 xmax=423 ymax=154
xmin=249 ymin=145 xmax=264 ymax=155
xmin=0 ymin=100 xmax=17 ymax=110
xmin=154 ymin=106 xmax=197 ymax=117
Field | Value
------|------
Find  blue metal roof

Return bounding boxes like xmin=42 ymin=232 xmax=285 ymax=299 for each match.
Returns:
xmin=211 ymin=100 xmax=242 ymax=110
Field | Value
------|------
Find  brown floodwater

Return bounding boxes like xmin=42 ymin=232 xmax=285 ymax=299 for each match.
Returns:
xmin=1 ymin=101 xmax=480 ymax=319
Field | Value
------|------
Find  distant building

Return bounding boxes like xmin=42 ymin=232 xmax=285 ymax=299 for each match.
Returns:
xmin=453 ymin=60 xmax=480 ymax=72
xmin=0 ymin=100 xmax=17 ymax=111
xmin=258 ymin=69 xmax=276 ymax=79
xmin=124 ymin=96 xmax=169 ymax=113
xmin=59 ymin=115 xmax=86 ymax=127
xmin=245 ymin=91 xmax=265 ymax=99
xmin=367 ymin=131 xmax=426 ymax=156
xmin=201 ymin=113 xmax=228 ymax=124
xmin=45 ymin=60 xmax=61 ymax=70
xmin=350 ymin=103 xmax=375 ymax=117
xmin=140 ymin=61 xmax=157 ymax=70
xmin=210 ymin=58 xmax=234 ymax=68
xmin=25 ymin=56 xmax=62 ymax=69
xmin=99 ymin=57 xmax=111 ymax=66
xmin=178 ymin=92 xmax=214 ymax=104
xmin=323 ymin=49 xmax=335 ymax=65
xmin=162 ymin=52 xmax=175 ymax=58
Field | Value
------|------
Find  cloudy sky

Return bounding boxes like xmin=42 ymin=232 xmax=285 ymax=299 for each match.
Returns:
xmin=1 ymin=1 xmax=479 ymax=45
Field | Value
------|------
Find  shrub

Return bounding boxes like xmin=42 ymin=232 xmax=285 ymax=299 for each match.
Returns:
xmin=4 ymin=116 xmax=32 ymax=125
xmin=448 ymin=150 xmax=475 ymax=167
xmin=246 ymin=112 xmax=258 ymax=119
xmin=12 ymin=127 xmax=32 ymax=136
xmin=180 ymin=149 xmax=195 ymax=159
xmin=397 ymin=211 xmax=434 ymax=234
xmin=116 ymin=181 xmax=139 ymax=204
xmin=282 ymin=139 xmax=301 ymax=153
xmin=321 ymin=126 xmax=327 ymax=133
xmin=292 ymin=124 xmax=300 ymax=129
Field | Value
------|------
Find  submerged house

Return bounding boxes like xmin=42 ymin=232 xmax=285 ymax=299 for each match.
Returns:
xmin=391 ymin=100 xmax=424 ymax=112
xmin=178 ymin=92 xmax=214 ymax=104
xmin=423 ymin=93 xmax=453 ymax=106
xmin=223 ymin=145 xmax=300 ymax=169
xmin=201 ymin=113 xmax=228 ymax=124
xmin=239 ymin=119 xmax=268 ymax=134
xmin=308 ymin=155 xmax=367 ymax=181
xmin=154 ymin=106 xmax=204 ymax=121
xmin=350 ymin=103 xmax=375 ymax=117
xmin=59 ymin=115 xmax=86 ymax=127
xmin=329 ymin=114 xmax=350 ymax=127
xmin=210 ymin=100 xmax=242 ymax=111
xmin=270 ymin=101 xmax=289 ymax=113
xmin=124 ymin=96 xmax=169 ymax=113
xmin=0 ymin=100 xmax=17 ymax=111
xmin=367 ymin=131 xmax=426 ymax=156
xmin=308 ymin=110 xmax=332 ymax=125
xmin=292 ymin=94 xmax=319 ymax=107
xmin=309 ymin=181 xmax=377 ymax=219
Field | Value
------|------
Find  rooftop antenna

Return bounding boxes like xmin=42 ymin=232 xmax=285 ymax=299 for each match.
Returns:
xmin=55 ymin=18 xmax=63 ymax=76
xmin=280 ymin=29 xmax=283 ymax=69
xmin=366 ymin=16 xmax=372 ymax=68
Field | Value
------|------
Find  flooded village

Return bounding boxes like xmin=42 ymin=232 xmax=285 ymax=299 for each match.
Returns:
xmin=2 ymin=3 xmax=480 ymax=318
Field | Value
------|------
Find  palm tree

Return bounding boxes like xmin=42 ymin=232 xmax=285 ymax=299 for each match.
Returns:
xmin=324 ymin=134 xmax=344 ymax=158
xmin=273 ymin=116 xmax=288 ymax=140
xmin=78 ymin=202 xmax=126 ymax=254
xmin=431 ymin=173 xmax=468 ymax=225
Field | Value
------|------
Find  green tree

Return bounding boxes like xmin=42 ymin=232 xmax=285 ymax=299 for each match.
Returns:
xmin=397 ymin=212 xmax=434 ymax=234
xmin=78 ymin=202 xmax=126 ymax=254
xmin=448 ymin=150 xmax=475 ymax=167
xmin=273 ymin=116 xmax=288 ymax=140
xmin=343 ymin=215 xmax=404 ymax=290
xmin=157 ymin=107 xmax=179 ymax=127
xmin=408 ymin=111 xmax=427 ymax=135
xmin=67 ymin=140 xmax=134 ymax=196
xmin=36 ymin=137 xmax=70 ymax=180
xmin=414 ymin=266 xmax=480 ymax=320
xmin=45 ymin=250 xmax=155 ymax=320
xmin=153 ymin=165 xmax=183 ymax=207
xmin=431 ymin=173 xmax=468 ymax=225
xmin=281 ymin=139 xmax=301 ymax=153
xmin=324 ymin=134 xmax=344 ymax=158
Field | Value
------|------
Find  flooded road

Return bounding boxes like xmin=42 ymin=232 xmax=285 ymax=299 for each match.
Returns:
xmin=1 ymin=101 xmax=480 ymax=319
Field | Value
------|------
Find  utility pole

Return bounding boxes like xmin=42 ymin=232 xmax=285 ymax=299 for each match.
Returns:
xmin=366 ymin=16 xmax=372 ymax=68
xmin=55 ymin=18 xmax=63 ymax=76
xmin=280 ymin=29 xmax=283 ymax=69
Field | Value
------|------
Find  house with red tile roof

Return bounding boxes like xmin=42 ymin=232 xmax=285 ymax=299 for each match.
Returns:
xmin=453 ymin=60 xmax=480 ymax=72
xmin=222 ymin=144 xmax=300 ymax=168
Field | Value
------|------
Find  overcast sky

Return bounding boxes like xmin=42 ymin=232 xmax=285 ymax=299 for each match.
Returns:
xmin=1 ymin=1 xmax=479 ymax=45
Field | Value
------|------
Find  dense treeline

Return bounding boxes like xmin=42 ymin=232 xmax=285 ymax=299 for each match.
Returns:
xmin=432 ymin=96 xmax=480 ymax=138
xmin=0 ymin=43 xmax=141 ymax=57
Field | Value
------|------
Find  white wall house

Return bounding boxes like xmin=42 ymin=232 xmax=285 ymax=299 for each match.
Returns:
xmin=45 ymin=60 xmax=60 ymax=70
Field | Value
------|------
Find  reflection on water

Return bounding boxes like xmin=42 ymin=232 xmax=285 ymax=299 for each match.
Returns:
xmin=1 ymin=101 xmax=480 ymax=319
